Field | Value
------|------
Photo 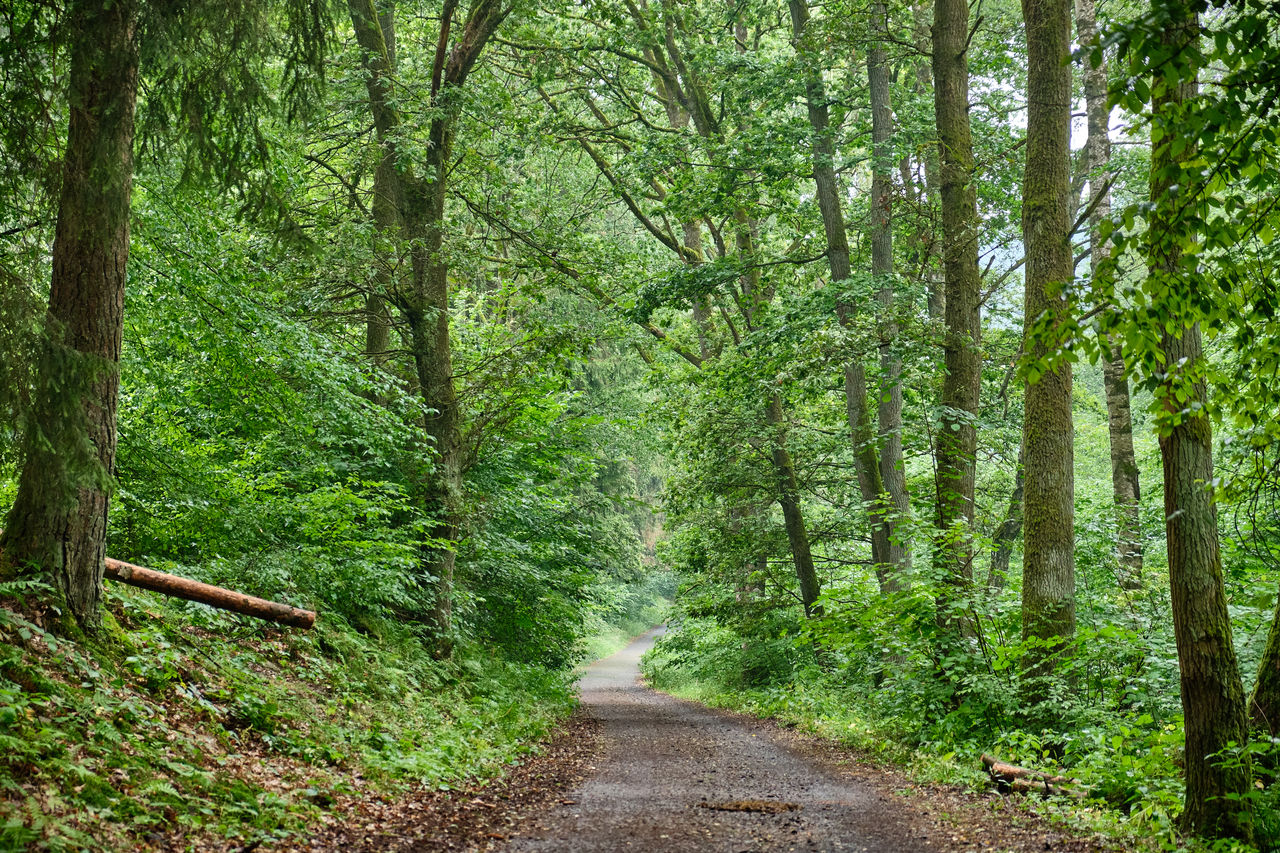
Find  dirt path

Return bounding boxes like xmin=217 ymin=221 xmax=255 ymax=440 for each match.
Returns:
xmin=502 ymin=628 xmax=1104 ymax=853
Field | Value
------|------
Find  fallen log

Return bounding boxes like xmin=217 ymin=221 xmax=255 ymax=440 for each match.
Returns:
xmin=104 ymin=557 xmax=316 ymax=629
xmin=1007 ymin=777 xmax=1087 ymax=799
xmin=981 ymin=754 xmax=1086 ymax=798
xmin=981 ymin=753 xmax=1077 ymax=785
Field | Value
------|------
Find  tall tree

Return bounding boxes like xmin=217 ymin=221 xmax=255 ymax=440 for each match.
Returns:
xmin=1019 ymin=0 xmax=1076 ymax=687
xmin=1 ymin=0 xmax=140 ymax=633
xmin=1146 ymin=0 xmax=1252 ymax=838
xmin=365 ymin=5 xmax=399 ymax=373
xmin=869 ymin=0 xmax=912 ymax=583
xmin=532 ymin=0 xmax=826 ymax=615
xmin=788 ymin=0 xmax=911 ymax=592
xmin=931 ymin=0 xmax=983 ymax=632
xmin=1076 ymin=0 xmax=1143 ymax=590
xmin=347 ymin=0 xmax=511 ymax=654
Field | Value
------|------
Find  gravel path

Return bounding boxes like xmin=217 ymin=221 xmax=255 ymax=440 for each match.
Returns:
xmin=503 ymin=627 xmax=929 ymax=852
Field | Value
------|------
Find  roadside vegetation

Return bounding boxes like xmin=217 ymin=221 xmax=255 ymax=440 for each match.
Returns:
xmin=5 ymin=0 xmax=1280 ymax=849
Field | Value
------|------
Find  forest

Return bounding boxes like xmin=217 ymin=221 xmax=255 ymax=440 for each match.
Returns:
xmin=2 ymin=0 xmax=1280 ymax=848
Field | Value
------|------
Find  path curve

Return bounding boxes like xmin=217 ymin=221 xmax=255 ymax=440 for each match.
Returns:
xmin=503 ymin=627 xmax=921 ymax=852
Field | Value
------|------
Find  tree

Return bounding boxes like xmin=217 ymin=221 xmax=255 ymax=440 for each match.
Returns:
xmin=1143 ymin=0 xmax=1252 ymax=838
xmin=931 ymin=0 xmax=983 ymax=634
xmin=1 ymin=0 xmax=329 ymax=634
xmin=867 ymin=0 xmax=912 ymax=586
xmin=1076 ymin=0 xmax=1143 ymax=590
xmin=788 ymin=0 xmax=911 ymax=593
xmin=1019 ymin=0 xmax=1076 ymax=690
xmin=346 ymin=0 xmax=512 ymax=653
xmin=1 ymin=0 xmax=140 ymax=633
xmin=521 ymin=0 xmax=828 ymax=616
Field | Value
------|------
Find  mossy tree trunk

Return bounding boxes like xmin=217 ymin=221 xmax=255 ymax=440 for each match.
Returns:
xmin=1019 ymin=0 xmax=1076 ymax=694
xmin=0 ymin=0 xmax=140 ymax=635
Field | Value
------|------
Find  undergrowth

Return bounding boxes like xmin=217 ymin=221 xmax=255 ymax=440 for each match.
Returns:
xmin=0 ymin=581 xmax=582 ymax=852
xmin=642 ymin=615 xmax=1280 ymax=853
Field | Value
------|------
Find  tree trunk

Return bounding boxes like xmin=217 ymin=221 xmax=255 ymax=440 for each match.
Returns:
xmin=767 ymin=393 xmax=822 ymax=616
xmin=406 ymin=137 xmax=465 ymax=656
xmin=104 ymin=557 xmax=316 ymax=629
xmin=365 ymin=6 xmax=398 ymax=371
xmin=347 ymin=0 xmax=508 ymax=656
xmin=1076 ymin=0 xmax=1143 ymax=589
xmin=1250 ymin=590 xmax=1280 ymax=736
xmin=683 ymin=221 xmax=717 ymax=362
xmin=0 ymin=0 xmax=140 ymax=635
xmin=1019 ymin=0 xmax=1076 ymax=690
xmin=931 ymin=0 xmax=983 ymax=631
xmin=1159 ymin=325 xmax=1252 ymax=840
xmin=914 ymin=2 xmax=945 ymax=322
xmin=1150 ymin=3 xmax=1252 ymax=839
xmin=988 ymin=442 xmax=1025 ymax=589
xmin=1103 ymin=347 xmax=1143 ymax=588
xmin=789 ymin=0 xmax=909 ymax=592
xmin=869 ymin=0 xmax=912 ymax=583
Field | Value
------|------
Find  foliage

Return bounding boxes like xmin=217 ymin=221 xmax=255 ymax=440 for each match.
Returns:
xmin=0 ymin=582 xmax=577 ymax=851
xmin=4 ymin=0 xmax=1280 ymax=846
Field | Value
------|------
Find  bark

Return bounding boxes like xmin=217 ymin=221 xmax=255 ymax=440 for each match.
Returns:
xmin=988 ymin=443 xmax=1025 ymax=589
xmin=0 ymin=0 xmax=140 ymax=634
xmin=1004 ymin=777 xmax=1086 ymax=798
xmin=1020 ymin=0 xmax=1076 ymax=686
xmin=913 ymin=2 xmax=946 ymax=322
xmin=767 ymin=394 xmax=822 ymax=616
xmin=931 ymin=0 xmax=983 ymax=629
xmin=1103 ymin=347 xmax=1143 ymax=588
xmin=365 ymin=7 xmax=399 ymax=370
xmin=1249 ymin=590 xmax=1280 ymax=735
xmin=408 ymin=148 xmax=464 ymax=656
xmin=348 ymin=0 xmax=509 ymax=656
xmin=1150 ymin=3 xmax=1252 ymax=839
xmin=1076 ymin=0 xmax=1143 ymax=589
xmin=869 ymin=0 xmax=912 ymax=583
xmin=1159 ymin=327 xmax=1252 ymax=840
xmin=104 ymin=557 xmax=316 ymax=629
xmin=789 ymin=0 xmax=909 ymax=592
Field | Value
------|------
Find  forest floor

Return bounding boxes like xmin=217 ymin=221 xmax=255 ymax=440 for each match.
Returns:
xmin=263 ymin=628 xmax=1112 ymax=852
